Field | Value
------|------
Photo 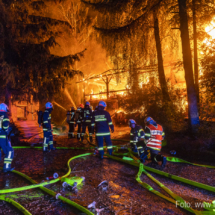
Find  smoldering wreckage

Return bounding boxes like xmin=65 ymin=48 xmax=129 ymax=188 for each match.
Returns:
xmin=0 ymin=101 xmax=215 ymax=215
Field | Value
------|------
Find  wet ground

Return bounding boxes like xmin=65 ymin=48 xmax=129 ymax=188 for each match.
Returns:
xmin=0 ymin=126 xmax=215 ymax=215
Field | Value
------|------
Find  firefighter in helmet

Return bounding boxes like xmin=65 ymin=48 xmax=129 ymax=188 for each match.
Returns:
xmin=81 ymin=101 xmax=93 ymax=142
xmin=0 ymin=103 xmax=14 ymax=172
xmin=76 ymin=104 xmax=83 ymax=141
xmin=91 ymin=101 xmax=114 ymax=159
xmin=128 ymin=119 xmax=145 ymax=153
xmin=43 ymin=102 xmax=55 ymax=152
xmin=140 ymin=117 xmax=166 ymax=168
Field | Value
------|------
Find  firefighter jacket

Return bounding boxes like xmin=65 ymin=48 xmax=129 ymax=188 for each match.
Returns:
xmin=76 ymin=107 xmax=82 ymax=124
xmin=145 ymin=122 xmax=165 ymax=151
xmin=130 ymin=125 xmax=145 ymax=145
xmin=91 ymin=107 xmax=114 ymax=136
xmin=66 ymin=111 xmax=71 ymax=124
xmin=70 ymin=110 xmax=76 ymax=124
xmin=43 ymin=109 xmax=52 ymax=131
xmin=0 ymin=112 xmax=10 ymax=135
xmin=81 ymin=106 xmax=93 ymax=124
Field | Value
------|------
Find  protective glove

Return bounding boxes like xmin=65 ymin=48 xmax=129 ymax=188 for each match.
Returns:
xmin=111 ymin=129 xmax=114 ymax=133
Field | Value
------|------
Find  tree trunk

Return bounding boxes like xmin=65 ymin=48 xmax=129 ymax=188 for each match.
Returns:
xmin=192 ymin=0 xmax=199 ymax=104
xmin=153 ymin=11 xmax=171 ymax=102
xmin=5 ymin=83 xmax=12 ymax=112
xmin=178 ymin=0 xmax=200 ymax=131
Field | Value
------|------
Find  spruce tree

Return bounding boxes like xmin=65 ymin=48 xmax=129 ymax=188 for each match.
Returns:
xmin=0 ymin=0 xmax=85 ymax=108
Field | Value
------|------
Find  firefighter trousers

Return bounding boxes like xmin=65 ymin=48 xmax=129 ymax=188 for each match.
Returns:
xmin=81 ymin=124 xmax=92 ymax=141
xmin=68 ymin=122 xmax=75 ymax=138
xmin=0 ymin=134 xmax=14 ymax=171
xmin=139 ymin=147 xmax=164 ymax=164
xmin=77 ymin=123 xmax=81 ymax=139
xmin=43 ymin=130 xmax=53 ymax=151
xmin=96 ymin=135 xmax=113 ymax=157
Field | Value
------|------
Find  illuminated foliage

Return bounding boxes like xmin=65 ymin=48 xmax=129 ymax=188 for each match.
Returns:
xmin=0 ymin=0 xmax=85 ymax=103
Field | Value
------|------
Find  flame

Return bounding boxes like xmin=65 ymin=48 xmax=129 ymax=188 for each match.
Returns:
xmin=64 ymin=88 xmax=77 ymax=109
xmin=203 ymin=19 xmax=215 ymax=47
xmin=115 ymin=106 xmax=145 ymax=114
xmin=53 ymin=102 xmax=67 ymax=111
xmin=205 ymin=20 xmax=215 ymax=39
xmin=117 ymin=91 xmax=125 ymax=96
xmin=139 ymin=81 xmax=143 ymax=88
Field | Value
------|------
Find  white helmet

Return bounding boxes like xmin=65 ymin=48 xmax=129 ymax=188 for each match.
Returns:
xmin=0 ymin=103 xmax=9 ymax=112
xmin=45 ymin=102 xmax=53 ymax=109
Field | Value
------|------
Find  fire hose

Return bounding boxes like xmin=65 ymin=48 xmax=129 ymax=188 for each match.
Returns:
xmin=1 ymin=144 xmax=215 ymax=214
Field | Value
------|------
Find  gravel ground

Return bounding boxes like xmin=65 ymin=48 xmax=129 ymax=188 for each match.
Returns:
xmin=0 ymin=126 xmax=215 ymax=215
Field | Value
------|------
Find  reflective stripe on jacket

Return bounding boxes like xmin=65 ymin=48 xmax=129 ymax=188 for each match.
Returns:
xmin=91 ymin=108 xmax=114 ymax=136
xmin=130 ymin=125 xmax=145 ymax=145
xmin=145 ymin=124 xmax=164 ymax=151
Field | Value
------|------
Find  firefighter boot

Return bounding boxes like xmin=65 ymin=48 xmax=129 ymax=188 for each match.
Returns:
xmin=139 ymin=152 xmax=148 ymax=163
xmin=161 ymin=156 xmax=167 ymax=168
xmin=3 ymin=167 xmax=15 ymax=173
xmin=3 ymin=162 xmax=15 ymax=173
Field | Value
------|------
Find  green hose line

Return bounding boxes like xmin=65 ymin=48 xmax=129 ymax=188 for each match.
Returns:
xmin=0 ymin=153 xmax=94 ymax=215
xmin=108 ymin=153 xmax=213 ymax=214
xmin=5 ymin=169 xmax=93 ymax=215
xmin=61 ymin=153 xmax=93 ymax=179
xmin=39 ymin=186 xmax=94 ymax=215
xmin=203 ymin=202 xmax=215 ymax=211
xmin=128 ymin=149 xmax=140 ymax=163
xmin=105 ymin=154 xmax=215 ymax=194
xmin=167 ymin=157 xmax=215 ymax=169
xmin=0 ymin=195 xmax=32 ymax=215
xmin=13 ymin=146 xmax=95 ymax=150
xmin=0 ymin=153 xmax=93 ymax=194
xmin=0 ymin=173 xmax=59 ymax=194
xmin=136 ymin=164 xmax=210 ymax=215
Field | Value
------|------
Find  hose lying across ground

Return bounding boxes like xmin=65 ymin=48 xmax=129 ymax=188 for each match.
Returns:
xmin=1 ymin=142 xmax=215 ymax=214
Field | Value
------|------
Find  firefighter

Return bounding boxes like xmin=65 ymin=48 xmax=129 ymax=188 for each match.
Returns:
xmin=43 ymin=102 xmax=55 ymax=152
xmin=140 ymin=117 xmax=166 ymax=168
xmin=67 ymin=107 xmax=76 ymax=138
xmin=76 ymin=104 xmax=83 ymax=141
xmin=91 ymin=101 xmax=114 ymax=159
xmin=0 ymin=103 xmax=14 ymax=172
xmin=66 ymin=110 xmax=71 ymax=137
xmin=128 ymin=119 xmax=145 ymax=153
xmin=94 ymin=106 xmax=98 ymax=112
xmin=81 ymin=101 xmax=93 ymax=142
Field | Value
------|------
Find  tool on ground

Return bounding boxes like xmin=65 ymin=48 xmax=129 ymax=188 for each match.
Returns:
xmin=46 ymin=172 xmax=59 ymax=180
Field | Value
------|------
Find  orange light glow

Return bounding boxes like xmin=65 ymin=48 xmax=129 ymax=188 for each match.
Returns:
xmin=115 ymin=106 xmax=145 ymax=114
xmin=205 ymin=20 xmax=215 ymax=39
xmin=64 ymin=88 xmax=77 ymax=109
xmin=53 ymin=102 xmax=67 ymax=111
